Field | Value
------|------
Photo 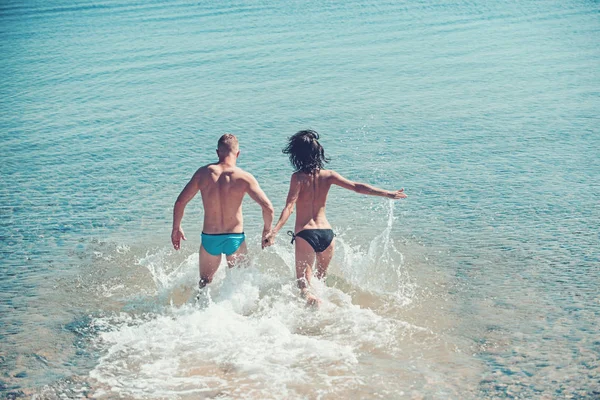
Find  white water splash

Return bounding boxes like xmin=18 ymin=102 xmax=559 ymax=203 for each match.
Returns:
xmin=336 ymin=200 xmax=415 ymax=305
xmin=88 ymin=218 xmax=424 ymax=399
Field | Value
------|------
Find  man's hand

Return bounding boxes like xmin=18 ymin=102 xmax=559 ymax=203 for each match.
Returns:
xmin=388 ymin=188 xmax=407 ymax=199
xmin=262 ymin=229 xmax=275 ymax=249
xmin=171 ymin=227 xmax=186 ymax=250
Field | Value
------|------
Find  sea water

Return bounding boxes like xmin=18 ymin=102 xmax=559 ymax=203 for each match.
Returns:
xmin=1 ymin=0 xmax=599 ymax=398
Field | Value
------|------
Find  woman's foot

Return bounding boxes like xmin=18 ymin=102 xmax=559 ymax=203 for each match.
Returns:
xmin=301 ymin=288 xmax=321 ymax=308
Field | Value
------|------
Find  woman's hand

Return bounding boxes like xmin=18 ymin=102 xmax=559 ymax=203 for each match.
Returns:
xmin=262 ymin=229 xmax=276 ymax=249
xmin=387 ymin=188 xmax=407 ymax=199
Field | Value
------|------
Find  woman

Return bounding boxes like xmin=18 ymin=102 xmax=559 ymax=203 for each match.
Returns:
xmin=265 ymin=130 xmax=407 ymax=306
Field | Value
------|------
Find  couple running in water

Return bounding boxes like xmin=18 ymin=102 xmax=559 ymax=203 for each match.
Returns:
xmin=172 ymin=131 xmax=407 ymax=306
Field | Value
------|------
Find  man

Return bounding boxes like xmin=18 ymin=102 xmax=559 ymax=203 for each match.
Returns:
xmin=171 ymin=134 xmax=274 ymax=288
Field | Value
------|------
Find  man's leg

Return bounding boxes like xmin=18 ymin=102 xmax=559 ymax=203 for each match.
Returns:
xmin=295 ymin=237 xmax=320 ymax=306
xmin=199 ymin=245 xmax=222 ymax=288
xmin=315 ymin=239 xmax=335 ymax=280
xmin=225 ymin=240 xmax=248 ymax=268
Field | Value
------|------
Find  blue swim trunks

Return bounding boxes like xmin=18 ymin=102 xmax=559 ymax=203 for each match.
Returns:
xmin=201 ymin=232 xmax=245 ymax=256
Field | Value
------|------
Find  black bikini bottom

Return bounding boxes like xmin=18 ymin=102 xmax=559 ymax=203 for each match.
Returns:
xmin=288 ymin=229 xmax=335 ymax=253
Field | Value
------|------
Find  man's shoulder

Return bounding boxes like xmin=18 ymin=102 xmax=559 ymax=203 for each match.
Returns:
xmin=195 ymin=163 xmax=218 ymax=174
xmin=233 ymin=167 xmax=255 ymax=182
xmin=191 ymin=164 xmax=219 ymax=185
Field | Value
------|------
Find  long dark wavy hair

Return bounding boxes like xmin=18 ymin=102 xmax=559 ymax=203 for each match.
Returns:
xmin=282 ymin=130 xmax=330 ymax=173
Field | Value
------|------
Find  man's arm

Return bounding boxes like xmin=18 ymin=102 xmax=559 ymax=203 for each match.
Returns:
xmin=171 ymin=170 xmax=202 ymax=250
xmin=246 ymin=173 xmax=275 ymax=247
xmin=329 ymin=171 xmax=407 ymax=199
xmin=269 ymin=173 xmax=301 ymax=241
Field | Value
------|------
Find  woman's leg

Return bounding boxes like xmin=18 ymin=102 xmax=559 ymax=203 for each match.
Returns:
xmin=294 ymin=237 xmax=315 ymax=289
xmin=315 ymin=239 xmax=335 ymax=280
xmin=294 ymin=237 xmax=320 ymax=306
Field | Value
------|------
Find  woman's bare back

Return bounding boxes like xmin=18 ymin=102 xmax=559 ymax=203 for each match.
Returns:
xmin=293 ymin=170 xmax=336 ymax=231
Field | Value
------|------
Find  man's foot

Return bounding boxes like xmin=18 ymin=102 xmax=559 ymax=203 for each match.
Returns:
xmin=199 ymin=277 xmax=210 ymax=289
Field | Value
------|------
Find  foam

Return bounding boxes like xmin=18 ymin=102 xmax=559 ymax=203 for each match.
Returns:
xmin=88 ymin=210 xmax=422 ymax=398
xmin=335 ymin=201 xmax=416 ymax=306
xmin=90 ymin=228 xmax=420 ymax=397
xmin=88 ymin=275 xmax=413 ymax=398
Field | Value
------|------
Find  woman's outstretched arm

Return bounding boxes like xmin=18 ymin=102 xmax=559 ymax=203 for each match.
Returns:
xmin=329 ymin=170 xmax=407 ymax=199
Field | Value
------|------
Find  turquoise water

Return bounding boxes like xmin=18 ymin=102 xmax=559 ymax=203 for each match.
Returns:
xmin=1 ymin=0 xmax=599 ymax=398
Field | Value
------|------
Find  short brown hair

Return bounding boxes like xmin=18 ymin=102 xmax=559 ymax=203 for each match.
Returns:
xmin=217 ymin=134 xmax=239 ymax=154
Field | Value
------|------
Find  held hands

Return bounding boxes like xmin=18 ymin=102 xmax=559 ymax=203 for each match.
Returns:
xmin=171 ymin=227 xmax=186 ymax=250
xmin=387 ymin=188 xmax=407 ymax=199
xmin=262 ymin=228 xmax=276 ymax=249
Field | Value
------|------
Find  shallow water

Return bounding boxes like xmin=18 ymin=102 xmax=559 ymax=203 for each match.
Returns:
xmin=1 ymin=0 xmax=599 ymax=398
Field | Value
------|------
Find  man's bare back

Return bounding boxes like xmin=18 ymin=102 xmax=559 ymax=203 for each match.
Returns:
xmin=171 ymin=134 xmax=273 ymax=288
xmin=198 ymin=163 xmax=255 ymax=234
